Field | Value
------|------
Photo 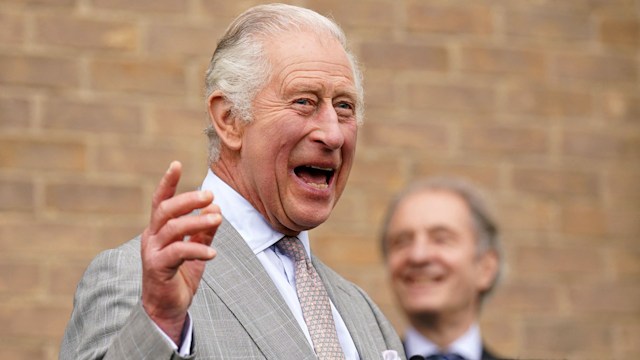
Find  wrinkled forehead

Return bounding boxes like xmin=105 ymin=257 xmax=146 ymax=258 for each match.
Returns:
xmin=263 ymin=31 xmax=353 ymax=74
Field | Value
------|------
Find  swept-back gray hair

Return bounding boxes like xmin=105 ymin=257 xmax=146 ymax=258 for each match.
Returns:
xmin=204 ymin=3 xmax=364 ymax=164
xmin=380 ymin=176 xmax=502 ymax=300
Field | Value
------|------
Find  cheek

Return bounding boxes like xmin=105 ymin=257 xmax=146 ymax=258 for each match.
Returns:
xmin=342 ymin=126 xmax=358 ymax=151
xmin=387 ymin=255 xmax=406 ymax=279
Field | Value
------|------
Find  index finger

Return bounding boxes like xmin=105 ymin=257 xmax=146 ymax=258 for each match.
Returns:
xmin=151 ymin=161 xmax=182 ymax=211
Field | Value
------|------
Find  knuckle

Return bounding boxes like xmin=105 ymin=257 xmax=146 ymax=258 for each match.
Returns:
xmin=156 ymin=201 xmax=173 ymax=220
xmin=164 ymin=217 xmax=181 ymax=236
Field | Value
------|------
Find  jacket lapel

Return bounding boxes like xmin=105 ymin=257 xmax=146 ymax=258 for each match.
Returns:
xmin=313 ymin=256 xmax=386 ymax=360
xmin=200 ymin=219 xmax=316 ymax=359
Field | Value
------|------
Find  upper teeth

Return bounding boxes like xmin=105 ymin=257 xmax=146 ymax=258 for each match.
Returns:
xmin=309 ymin=166 xmax=333 ymax=171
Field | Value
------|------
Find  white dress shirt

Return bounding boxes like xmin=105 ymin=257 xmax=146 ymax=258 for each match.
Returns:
xmin=404 ymin=323 xmax=483 ymax=360
xmin=163 ymin=170 xmax=359 ymax=359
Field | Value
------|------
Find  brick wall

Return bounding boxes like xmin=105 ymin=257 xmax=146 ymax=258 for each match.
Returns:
xmin=0 ymin=0 xmax=638 ymax=359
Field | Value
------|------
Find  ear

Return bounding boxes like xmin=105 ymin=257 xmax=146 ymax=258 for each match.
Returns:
xmin=207 ymin=90 xmax=243 ymax=152
xmin=476 ymin=250 xmax=499 ymax=292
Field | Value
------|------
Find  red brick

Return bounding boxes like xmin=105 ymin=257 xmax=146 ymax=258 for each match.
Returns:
xmin=569 ymin=282 xmax=640 ymax=313
xmin=0 ymin=179 xmax=34 ymax=212
xmin=148 ymin=24 xmax=220 ymax=58
xmin=512 ymin=245 xmax=606 ymax=281
xmin=309 ymin=0 xmax=395 ymax=29
xmin=406 ymin=2 xmax=493 ymax=35
xmin=599 ymin=16 xmax=640 ymax=48
xmin=90 ymin=59 xmax=186 ymax=95
xmin=461 ymin=125 xmax=549 ymax=155
xmin=413 ymin=161 xmax=501 ymax=191
xmin=150 ymin=105 xmax=207 ymax=137
xmin=523 ymin=318 xmax=613 ymax=357
xmin=0 ymin=304 xmax=72 ymax=338
xmin=0 ymin=12 xmax=25 ymax=45
xmin=607 ymin=210 xmax=640 ymax=238
xmin=602 ymin=91 xmax=640 ymax=123
xmin=96 ymin=223 xmax=144 ymax=249
xmin=0 ymin=342 xmax=46 ymax=360
xmin=95 ymin=142 xmax=200 ymax=177
xmin=46 ymin=262 xmax=87 ymax=298
xmin=605 ymin=167 xmax=640 ymax=208
xmin=561 ymin=201 xmax=608 ymax=236
xmin=361 ymin=42 xmax=448 ymax=71
xmin=563 ymin=131 xmax=640 ymax=159
xmin=43 ymin=99 xmax=143 ymax=134
xmin=609 ymin=247 xmax=640 ymax=281
xmin=348 ymin=153 xmax=406 ymax=190
xmin=504 ymin=86 xmax=592 ymax=117
xmin=460 ymin=46 xmax=546 ymax=78
xmin=553 ymin=53 xmax=638 ymax=84
xmin=91 ymin=0 xmax=186 ymax=13
xmin=35 ymin=15 xmax=138 ymax=51
xmin=0 ymin=261 xmax=40 ymax=295
xmin=321 ymin=190 xmax=368 ymax=230
xmin=498 ymin=197 xmax=556 ymax=232
xmin=617 ymin=323 xmax=640 ymax=354
xmin=0 ymin=97 xmax=30 ymax=129
xmin=361 ymin=120 xmax=450 ymax=152
xmin=511 ymin=167 xmax=599 ymax=197
xmin=0 ymin=54 xmax=79 ymax=88
xmin=407 ymin=83 xmax=497 ymax=113
xmin=505 ymin=8 xmax=591 ymax=41
xmin=0 ymin=222 xmax=102 ymax=258
xmin=486 ymin=282 xmax=561 ymax=313
xmin=0 ymin=138 xmax=86 ymax=171
xmin=45 ymin=182 xmax=143 ymax=214
xmin=313 ymin=234 xmax=380 ymax=266
xmin=480 ymin=319 xmax=518 ymax=358
xmin=1 ymin=0 xmax=74 ymax=6
xmin=199 ymin=1 xmax=263 ymax=21
xmin=362 ymin=71 xmax=399 ymax=110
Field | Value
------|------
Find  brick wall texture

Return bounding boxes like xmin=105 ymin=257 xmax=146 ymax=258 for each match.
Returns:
xmin=0 ymin=0 xmax=638 ymax=359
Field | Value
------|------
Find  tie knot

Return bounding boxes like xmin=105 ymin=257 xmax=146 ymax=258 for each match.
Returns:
xmin=276 ymin=236 xmax=307 ymax=263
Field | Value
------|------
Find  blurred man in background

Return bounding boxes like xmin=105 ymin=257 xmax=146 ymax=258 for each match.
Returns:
xmin=381 ymin=177 xmax=503 ymax=360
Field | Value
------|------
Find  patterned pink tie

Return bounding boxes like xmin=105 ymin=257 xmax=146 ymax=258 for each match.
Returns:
xmin=277 ymin=236 xmax=345 ymax=359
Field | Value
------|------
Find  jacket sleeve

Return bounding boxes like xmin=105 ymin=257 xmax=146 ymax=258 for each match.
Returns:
xmin=59 ymin=237 xmax=194 ymax=360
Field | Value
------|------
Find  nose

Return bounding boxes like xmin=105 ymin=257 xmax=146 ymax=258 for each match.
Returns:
xmin=310 ymin=101 xmax=345 ymax=150
xmin=407 ymin=233 xmax=436 ymax=265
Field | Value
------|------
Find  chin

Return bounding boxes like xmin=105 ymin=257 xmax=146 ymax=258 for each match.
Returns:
xmin=290 ymin=202 xmax=333 ymax=227
xmin=295 ymin=214 xmax=330 ymax=230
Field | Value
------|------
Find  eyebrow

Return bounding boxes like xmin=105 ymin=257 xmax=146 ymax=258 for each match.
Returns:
xmin=283 ymin=78 xmax=357 ymax=100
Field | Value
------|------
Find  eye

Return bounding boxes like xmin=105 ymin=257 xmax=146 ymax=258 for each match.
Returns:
xmin=388 ymin=232 xmax=413 ymax=252
xmin=431 ymin=229 xmax=455 ymax=245
xmin=334 ymin=101 xmax=355 ymax=117
xmin=294 ymin=98 xmax=312 ymax=106
xmin=291 ymin=97 xmax=317 ymax=114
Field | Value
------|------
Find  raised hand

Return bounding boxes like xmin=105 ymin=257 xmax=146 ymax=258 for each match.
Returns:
xmin=140 ymin=161 xmax=221 ymax=344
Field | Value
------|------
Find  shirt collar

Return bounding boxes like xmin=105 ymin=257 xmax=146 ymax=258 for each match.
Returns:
xmin=201 ymin=169 xmax=311 ymax=256
xmin=404 ymin=323 xmax=482 ymax=360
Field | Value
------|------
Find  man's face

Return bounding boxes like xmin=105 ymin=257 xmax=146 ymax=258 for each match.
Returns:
xmin=385 ymin=190 xmax=496 ymax=321
xmin=236 ymin=31 xmax=358 ymax=235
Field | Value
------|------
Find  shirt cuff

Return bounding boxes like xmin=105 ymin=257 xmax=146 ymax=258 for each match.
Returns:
xmin=154 ymin=313 xmax=194 ymax=356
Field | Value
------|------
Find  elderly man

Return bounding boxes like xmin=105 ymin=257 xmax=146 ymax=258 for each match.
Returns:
xmin=380 ymin=178 xmax=503 ymax=360
xmin=60 ymin=4 xmax=404 ymax=360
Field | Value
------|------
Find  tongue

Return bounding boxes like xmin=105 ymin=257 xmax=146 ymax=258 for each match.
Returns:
xmin=296 ymin=167 xmax=327 ymax=185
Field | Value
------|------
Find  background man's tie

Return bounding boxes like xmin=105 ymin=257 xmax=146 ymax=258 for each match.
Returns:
xmin=425 ymin=353 xmax=467 ymax=360
xmin=277 ymin=236 xmax=345 ymax=360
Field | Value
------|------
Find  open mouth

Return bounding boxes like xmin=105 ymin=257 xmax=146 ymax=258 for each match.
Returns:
xmin=294 ymin=165 xmax=335 ymax=189
xmin=405 ymin=267 xmax=446 ymax=285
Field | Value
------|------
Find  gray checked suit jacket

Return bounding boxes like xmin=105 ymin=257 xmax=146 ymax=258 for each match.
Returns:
xmin=60 ymin=218 xmax=406 ymax=359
